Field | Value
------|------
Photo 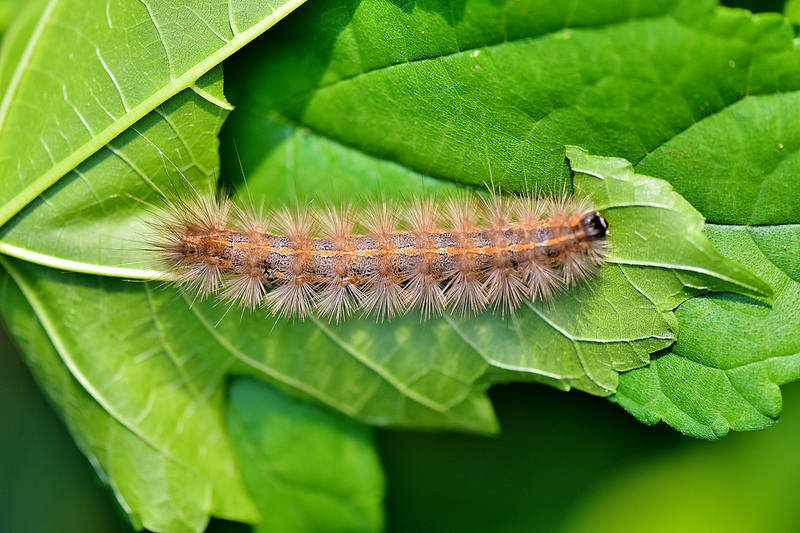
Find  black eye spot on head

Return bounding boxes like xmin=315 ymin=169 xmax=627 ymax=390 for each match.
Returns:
xmin=580 ymin=212 xmax=608 ymax=241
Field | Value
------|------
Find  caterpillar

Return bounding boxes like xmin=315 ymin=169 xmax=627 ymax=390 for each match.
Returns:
xmin=150 ymin=189 xmax=609 ymax=322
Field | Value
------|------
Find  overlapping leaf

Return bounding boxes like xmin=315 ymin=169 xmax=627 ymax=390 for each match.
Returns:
xmin=227 ymin=379 xmax=384 ymax=533
xmin=0 ymin=257 xmax=258 ymax=532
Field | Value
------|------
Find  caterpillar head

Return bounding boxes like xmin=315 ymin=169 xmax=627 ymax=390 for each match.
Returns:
xmin=580 ymin=211 xmax=608 ymax=241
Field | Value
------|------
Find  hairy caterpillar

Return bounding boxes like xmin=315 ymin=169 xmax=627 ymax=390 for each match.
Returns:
xmin=150 ymin=189 xmax=609 ymax=322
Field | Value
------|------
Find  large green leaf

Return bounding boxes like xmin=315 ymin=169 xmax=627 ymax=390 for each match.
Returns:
xmin=214 ymin=0 xmax=799 ymax=437
xmin=1 ymin=142 xmax=747 ymax=527
xmin=219 ymin=0 xmax=800 ymax=195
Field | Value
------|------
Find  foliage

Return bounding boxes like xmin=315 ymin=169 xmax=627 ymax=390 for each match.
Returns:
xmin=0 ymin=0 xmax=798 ymax=531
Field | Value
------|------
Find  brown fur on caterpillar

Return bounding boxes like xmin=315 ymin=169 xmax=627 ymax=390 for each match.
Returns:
xmin=150 ymin=190 xmax=608 ymax=322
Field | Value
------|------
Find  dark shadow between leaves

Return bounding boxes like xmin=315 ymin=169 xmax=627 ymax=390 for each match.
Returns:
xmin=677 ymin=291 xmax=772 ymax=312
xmin=377 ymin=381 xmax=684 ymax=533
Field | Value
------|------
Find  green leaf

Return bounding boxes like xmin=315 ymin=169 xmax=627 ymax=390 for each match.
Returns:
xmin=785 ymin=0 xmax=800 ymax=24
xmin=636 ymin=92 xmax=800 ymax=225
xmin=0 ymin=256 xmax=258 ymax=532
xmin=0 ymin=67 xmax=226 ymax=278
xmin=227 ymin=378 xmax=384 ymax=533
xmin=0 ymin=0 xmax=307 ymax=229
xmin=614 ymin=225 xmax=800 ymax=439
xmin=568 ymin=146 xmax=772 ymax=298
xmin=0 ymin=144 xmax=758 ymax=456
xmin=220 ymin=0 xmax=800 ymax=196
xmin=0 ymin=0 xmax=40 ymax=71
